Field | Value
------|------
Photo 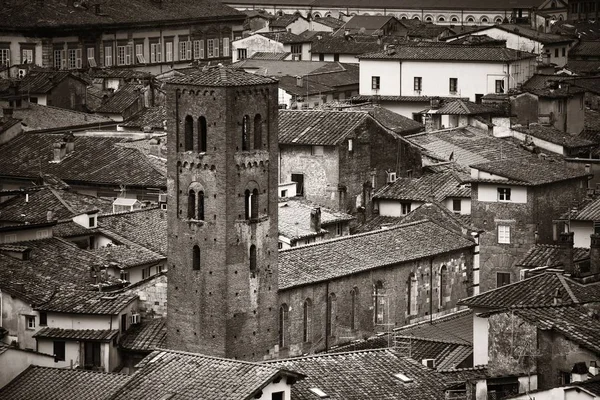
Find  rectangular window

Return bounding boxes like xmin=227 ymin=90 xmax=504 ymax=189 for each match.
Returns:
xmin=449 ymin=78 xmax=458 ymax=93
xmin=497 ymin=187 xmax=511 ymax=201
xmin=87 ymin=47 xmax=96 ymax=67
xmin=26 ymin=315 xmax=35 ymax=329
xmin=237 ymin=48 xmax=247 ymax=60
xmin=120 ymin=270 xmax=130 ymax=282
xmin=53 ymin=341 xmax=66 ymax=361
xmin=116 ymin=45 xmax=125 ymax=65
xmin=135 ymin=43 xmax=145 ymax=63
xmin=53 ymin=49 xmax=63 ymax=69
xmin=207 ymin=39 xmax=215 ymax=58
xmin=291 ymin=44 xmax=302 ymax=59
xmin=21 ymin=48 xmax=33 ymax=64
xmin=68 ymin=48 xmax=82 ymax=69
xmin=193 ymin=40 xmax=204 ymax=59
xmin=150 ymin=41 xmax=162 ymax=63
xmin=452 ymin=199 xmax=461 ymax=212
xmin=498 ymin=225 xmax=511 ymax=244
xmin=497 ymin=272 xmax=511 ymax=287
xmin=319 ymin=53 xmax=324 ymax=61
xmin=84 ymin=341 xmax=101 ymax=369
xmin=334 ymin=53 xmax=339 ymax=61
xmin=562 ymin=47 xmax=566 ymax=57
xmin=0 ymin=48 xmax=10 ymax=66
xmin=272 ymin=392 xmax=284 ymax=400
xmin=223 ymin=37 xmax=230 ymax=57
xmin=166 ymin=41 xmax=173 ymax=62
xmin=142 ymin=266 xmax=151 ymax=279
xmin=104 ymin=46 xmax=113 ymax=67
xmin=401 ymin=202 xmax=411 ymax=215
xmin=179 ymin=39 xmax=192 ymax=61
xmin=39 ymin=312 xmax=47 ymax=326
xmin=414 ymin=77 xmax=422 ymax=92
xmin=371 ymin=76 xmax=380 ymax=90
xmin=555 ymin=48 xmax=559 ymax=57
xmin=157 ymin=264 xmax=163 ymax=273
xmin=495 ymin=79 xmax=504 ymax=93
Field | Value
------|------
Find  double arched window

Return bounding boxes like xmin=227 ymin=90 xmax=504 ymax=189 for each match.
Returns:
xmin=182 ymin=114 xmax=208 ymax=152
xmin=241 ymin=114 xmax=265 ymax=151
xmin=188 ymin=183 xmax=205 ymax=221
xmin=244 ymin=188 xmax=259 ymax=220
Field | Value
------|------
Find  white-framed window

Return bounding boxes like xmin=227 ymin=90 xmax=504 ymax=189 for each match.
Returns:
xmin=165 ymin=41 xmax=173 ymax=62
xmin=104 ymin=46 xmax=113 ymax=67
xmin=26 ymin=315 xmax=35 ymax=329
xmin=193 ymin=40 xmax=204 ymax=59
xmin=87 ymin=47 xmax=96 ymax=67
xmin=53 ymin=49 xmax=64 ymax=69
xmin=497 ymin=187 xmax=511 ymax=201
xmin=372 ymin=76 xmax=380 ymax=90
xmin=150 ymin=42 xmax=161 ymax=63
xmin=68 ymin=48 xmax=82 ymax=69
xmin=179 ymin=40 xmax=192 ymax=60
xmin=135 ymin=43 xmax=145 ymax=63
xmin=401 ymin=202 xmax=411 ymax=215
xmin=223 ymin=37 xmax=230 ymax=57
xmin=117 ymin=45 xmax=126 ymax=65
xmin=22 ymin=49 xmax=33 ymax=64
xmin=0 ymin=48 xmax=10 ymax=66
xmin=207 ymin=38 xmax=219 ymax=58
xmin=498 ymin=225 xmax=511 ymax=244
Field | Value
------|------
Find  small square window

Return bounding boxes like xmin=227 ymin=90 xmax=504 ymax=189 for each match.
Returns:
xmin=401 ymin=202 xmax=411 ymax=215
xmin=498 ymin=225 xmax=511 ymax=244
xmin=449 ymin=78 xmax=458 ymax=93
xmin=414 ymin=77 xmax=422 ymax=91
xmin=452 ymin=199 xmax=461 ymax=212
xmin=26 ymin=316 xmax=35 ymax=329
xmin=39 ymin=312 xmax=47 ymax=326
xmin=497 ymin=272 xmax=511 ymax=287
xmin=498 ymin=187 xmax=511 ymax=201
xmin=371 ymin=76 xmax=380 ymax=90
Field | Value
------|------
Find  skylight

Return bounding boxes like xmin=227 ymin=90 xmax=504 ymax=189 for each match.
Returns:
xmin=308 ymin=388 xmax=329 ymax=398
xmin=394 ymin=373 xmax=413 ymax=383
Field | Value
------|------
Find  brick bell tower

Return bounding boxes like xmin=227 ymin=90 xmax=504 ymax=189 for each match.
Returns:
xmin=165 ymin=67 xmax=279 ymax=360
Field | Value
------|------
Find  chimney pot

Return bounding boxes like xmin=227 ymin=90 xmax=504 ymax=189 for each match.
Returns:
xmin=53 ymin=142 xmax=67 ymax=162
xmin=296 ymin=75 xmax=303 ymax=88
xmin=559 ymin=231 xmax=575 ymax=276
xmin=310 ymin=207 xmax=321 ymax=232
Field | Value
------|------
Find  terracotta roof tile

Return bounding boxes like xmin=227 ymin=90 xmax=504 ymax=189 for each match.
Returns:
xmin=34 ymin=328 xmax=118 ymax=341
xmin=279 ymin=109 xmax=369 ymax=145
xmin=473 ymin=24 xmax=575 ymax=45
xmin=249 ymin=51 xmax=291 ymax=60
xmin=279 ymin=220 xmax=474 ymax=289
xmin=19 ymin=71 xmax=85 ymax=94
xmin=4 ymin=104 xmax=113 ymax=132
xmin=574 ymin=375 xmax=600 ymax=396
xmin=278 ymin=199 xmax=354 ymax=240
xmin=98 ymin=208 xmax=168 ymax=255
xmin=35 ymin=290 xmax=137 ymax=315
xmin=314 ymin=16 xmax=345 ymax=29
xmin=517 ymin=244 xmax=589 ymax=269
xmin=513 ymin=124 xmax=595 ymax=148
xmin=352 ymin=215 xmax=405 ymax=234
xmin=110 ymin=349 xmax=298 ymax=400
xmin=570 ymin=40 xmax=600 ymax=57
xmin=374 ymin=172 xmax=469 ymax=202
xmin=168 ymin=66 xmax=278 ymax=87
xmin=96 ymin=83 xmax=143 ymax=114
xmin=421 ymin=99 xmax=501 ymax=115
xmin=259 ymin=31 xmax=312 ymax=43
xmin=393 ymin=309 xmax=473 ymax=345
xmin=0 ymin=366 xmax=130 ymax=400
xmin=119 ymin=318 xmax=166 ymax=352
xmin=120 ymin=106 xmax=166 ymax=130
xmin=350 ymin=104 xmax=423 ymax=135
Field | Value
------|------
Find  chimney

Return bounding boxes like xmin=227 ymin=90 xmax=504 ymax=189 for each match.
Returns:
xmin=296 ymin=75 xmax=303 ymax=88
xmin=430 ymin=97 xmax=440 ymax=110
xmin=310 ymin=207 xmax=321 ymax=232
xmin=63 ymin=132 xmax=75 ymax=154
xmin=53 ymin=142 xmax=67 ymax=163
xmin=590 ymin=233 xmax=600 ymax=277
xmin=559 ymin=231 xmax=575 ymax=276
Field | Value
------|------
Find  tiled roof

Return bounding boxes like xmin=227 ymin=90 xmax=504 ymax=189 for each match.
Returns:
xmin=0 ymin=186 xmax=113 ymax=225
xmin=503 ymin=304 xmax=600 ymax=355
xmin=94 ymin=235 xmax=165 ymax=268
xmin=353 ymin=94 xmax=467 ymax=102
xmin=96 ymin=83 xmax=143 ymax=114
xmin=0 ymin=0 xmax=243 ymax=30
xmin=570 ymin=40 xmax=600 ymax=57
xmin=19 ymin=71 xmax=84 ymax=94
xmin=571 ymin=196 xmax=600 ymax=221
xmin=406 ymin=126 xmax=534 ymax=167
xmin=399 ymin=202 xmax=476 ymax=234
xmin=279 ymin=109 xmax=369 ymax=145
xmin=421 ymin=99 xmax=500 ymax=115
xmin=269 ymin=349 xmax=450 ymax=400
xmin=119 ymin=318 xmax=166 ymax=352
xmin=470 ymin=156 xmax=590 ymax=186
xmin=34 ymin=328 xmax=118 ymax=341
xmin=359 ymin=42 xmax=536 ymax=62
xmin=259 ymin=31 xmax=312 ymax=43
xmin=574 ymin=375 xmax=600 ymax=396
xmin=352 ymin=215 xmax=405 ymax=234
xmin=406 ymin=23 xmax=452 ymax=39
xmin=571 ymin=77 xmax=600 ymax=96
xmin=522 ymin=74 xmax=567 ymax=91
xmin=270 ymin=13 xmax=302 ymax=28
xmin=0 ymin=238 xmax=121 ymax=305
xmin=110 ymin=349 xmax=299 ymax=400
xmin=523 ymin=84 xmax=586 ymax=99
xmin=513 ymin=124 xmax=595 ymax=148
xmin=306 ymin=62 xmax=360 ymax=88
xmin=517 ymin=244 xmax=589 ymax=269
xmin=119 ymin=106 xmax=166 ymax=130
xmin=279 ymin=220 xmax=474 ymax=289
xmin=0 ymin=133 xmax=166 ymax=188
xmin=0 ymin=366 xmax=130 ymax=400
xmin=4 ymin=104 xmax=113 ymax=132
xmin=458 ymin=272 xmax=600 ymax=309
xmin=0 ymin=116 xmax=20 ymax=133
xmin=565 ymin=60 xmax=600 ymax=75
xmin=114 ymin=136 xmax=167 ymax=176
xmin=278 ymin=75 xmax=334 ymax=96
xmin=232 ymin=59 xmax=331 ymax=77
xmin=168 ymin=66 xmax=277 ymax=87
xmin=249 ymin=51 xmax=291 ymax=60
xmin=98 ymin=208 xmax=167 ymax=255
xmin=35 ymin=290 xmax=137 ymax=315
xmin=311 ymin=35 xmax=383 ymax=55
xmin=393 ymin=309 xmax=473 ymax=345
xmin=278 ymin=199 xmax=354 ymax=240
xmin=351 ymin=104 xmax=423 ymax=135
xmin=374 ymin=172 xmax=468 ymax=202
xmin=343 ymin=15 xmax=397 ymax=34
xmin=88 ymin=69 xmax=152 ymax=80
xmin=483 ymin=24 xmax=575 ymax=45
xmin=314 ymin=16 xmax=345 ymax=29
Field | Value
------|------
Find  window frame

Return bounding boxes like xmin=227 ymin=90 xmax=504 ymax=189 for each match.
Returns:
xmin=104 ymin=45 xmax=113 ymax=67
xmin=449 ymin=77 xmax=458 ymax=93
xmin=498 ymin=225 xmax=511 ymax=244
xmin=414 ymin=76 xmax=422 ymax=92
xmin=497 ymin=187 xmax=512 ymax=202
xmin=0 ymin=47 xmax=10 ymax=67
xmin=496 ymin=272 xmax=511 ymax=287
xmin=53 ymin=340 xmax=66 ymax=361
xmin=371 ymin=76 xmax=380 ymax=90
xmin=26 ymin=315 xmax=35 ymax=329
xmin=452 ymin=199 xmax=461 ymax=212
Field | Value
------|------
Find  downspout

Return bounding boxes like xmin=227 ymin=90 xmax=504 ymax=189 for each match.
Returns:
xmin=429 ymin=258 xmax=433 ymax=323
xmin=325 ymin=281 xmax=329 ymax=352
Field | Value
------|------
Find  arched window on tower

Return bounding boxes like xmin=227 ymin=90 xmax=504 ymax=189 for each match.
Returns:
xmin=407 ymin=273 xmax=417 ymax=316
xmin=251 ymin=188 xmax=259 ymax=219
xmin=439 ymin=265 xmax=448 ymax=310
xmin=192 ymin=245 xmax=200 ymax=270
xmin=198 ymin=116 xmax=207 ymax=153
xmin=249 ymin=245 xmax=257 ymax=277
xmin=326 ymin=293 xmax=337 ymax=337
xmin=303 ymin=298 xmax=312 ymax=342
xmin=184 ymin=115 xmax=194 ymax=151
xmin=197 ymin=191 xmax=205 ymax=220
xmin=279 ymin=304 xmax=289 ymax=347
xmin=254 ymin=114 xmax=262 ymax=149
xmin=244 ymin=189 xmax=251 ymax=220
xmin=188 ymin=190 xmax=196 ymax=219
xmin=374 ymin=280 xmax=385 ymax=325
xmin=241 ymin=115 xmax=249 ymax=151
xmin=350 ymin=287 xmax=359 ymax=331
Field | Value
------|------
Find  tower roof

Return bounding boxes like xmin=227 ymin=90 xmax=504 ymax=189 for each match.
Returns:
xmin=167 ymin=66 xmax=278 ymax=87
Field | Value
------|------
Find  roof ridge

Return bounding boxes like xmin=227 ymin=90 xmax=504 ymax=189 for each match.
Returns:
xmin=394 ymin=308 xmax=471 ymax=330
xmin=459 ymin=272 xmax=556 ymax=306
xmin=48 ymin=186 xmax=77 ymax=215
xmin=152 ymin=348 xmax=280 ymax=368
xmin=265 ymin=347 xmax=394 ymax=363
xmin=27 ymin=364 xmax=130 ymax=376
xmin=556 ymin=273 xmax=580 ymax=303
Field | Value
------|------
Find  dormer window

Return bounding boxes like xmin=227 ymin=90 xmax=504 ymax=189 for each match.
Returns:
xmin=394 ymin=373 xmax=413 ymax=383
xmin=88 ymin=216 xmax=96 ymax=228
xmin=308 ymin=388 xmax=329 ymax=398
xmin=498 ymin=187 xmax=511 ymax=202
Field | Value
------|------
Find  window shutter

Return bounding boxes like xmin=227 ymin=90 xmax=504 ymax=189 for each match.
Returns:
xmin=75 ymin=48 xmax=82 ymax=69
xmin=200 ymin=40 xmax=204 ymax=59
xmin=157 ymin=41 xmax=162 ymax=62
xmin=61 ymin=50 xmax=67 ymax=69
xmin=187 ymin=40 xmax=192 ymax=60
xmin=126 ymin=45 xmax=132 ymax=65
xmin=214 ymin=39 xmax=219 ymax=58
xmin=151 ymin=44 xmax=156 ymax=63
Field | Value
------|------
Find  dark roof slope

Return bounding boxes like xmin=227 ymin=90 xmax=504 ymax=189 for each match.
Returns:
xmin=6 ymin=104 xmax=113 ymax=132
xmin=359 ymin=43 xmax=536 ymax=62
xmin=343 ymin=15 xmax=397 ymax=34
xmin=168 ymin=66 xmax=277 ymax=87
xmin=19 ymin=71 xmax=85 ymax=94
xmin=34 ymin=328 xmax=119 ymax=341
xmin=98 ymin=208 xmax=167 ymax=255
xmin=119 ymin=318 xmax=166 ymax=352
xmin=311 ymin=36 xmax=382 ymax=55
xmin=0 ymin=0 xmax=243 ymax=31
xmin=421 ymin=99 xmax=500 ymax=115
xmin=569 ymin=40 xmax=600 ymax=57
xmin=279 ymin=109 xmax=369 ymax=145
xmin=393 ymin=309 xmax=473 ymax=345
xmin=570 ymin=196 xmax=600 ymax=221
xmin=314 ymin=16 xmax=345 ymax=29
xmin=96 ymin=84 xmax=143 ymax=114
xmin=259 ymin=31 xmax=311 ymax=43
xmin=279 ymin=220 xmax=474 ymax=289
xmin=356 ymin=105 xmax=424 ymax=135
xmin=269 ymin=349 xmax=450 ymax=400
xmin=0 ymin=366 xmax=130 ymax=400
xmin=478 ymin=24 xmax=575 ymax=44
xmin=309 ymin=0 xmax=544 ymax=10
xmin=120 ymin=106 xmax=166 ymax=130
xmin=513 ymin=124 xmax=595 ymax=148
xmin=517 ymin=244 xmax=589 ymax=269
xmin=0 ymin=134 xmax=166 ymax=188
xmin=374 ymin=172 xmax=468 ymax=202
xmin=110 ymin=349 xmax=300 ymax=400
xmin=35 ymin=290 xmax=137 ymax=314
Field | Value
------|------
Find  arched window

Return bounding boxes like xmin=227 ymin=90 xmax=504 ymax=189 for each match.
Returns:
xmin=192 ymin=245 xmax=200 ymax=270
xmin=439 ymin=265 xmax=448 ymax=309
xmin=198 ymin=116 xmax=207 ymax=153
xmin=466 ymin=16 xmax=475 ymax=23
xmin=249 ymin=245 xmax=257 ymax=277
xmin=279 ymin=304 xmax=289 ymax=347
xmin=188 ymin=190 xmax=196 ymax=219
xmin=350 ymin=287 xmax=359 ymax=331
xmin=374 ymin=280 xmax=385 ymax=325
xmin=425 ymin=15 xmax=433 ymax=22
xmin=413 ymin=15 xmax=420 ymax=20
xmin=303 ymin=298 xmax=312 ymax=342
xmin=254 ymin=114 xmax=262 ymax=149
xmin=197 ymin=191 xmax=204 ymax=220
xmin=251 ymin=188 xmax=259 ymax=219
xmin=495 ymin=16 xmax=503 ymax=24
xmin=313 ymin=12 xmax=321 ymax=18
xmin=184 ymin=115 xmax=194 ymax=151
xmin=451 ymin=16 xmax=459 ymax=22
xmin=438 ymin=16 xmax=445 ymax=22
xmin=326 ymin=293 xmax=336 ymax=337
xmin=241 ymin=115 xmax=249 ymax=151
xmin=407 ymin=273 xmax=417 ymax=316
xmin=481 ymin=16 xmax=489 ymax=23
xmin=244 ymin=189 xmax=251 ymax=220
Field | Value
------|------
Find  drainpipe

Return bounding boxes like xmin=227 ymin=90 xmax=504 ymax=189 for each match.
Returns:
xmin=325 ymin=281 xmax=329 ymax=352
xmin=429 ymin=258 xmax=433 ymax=322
